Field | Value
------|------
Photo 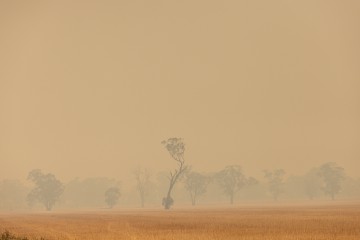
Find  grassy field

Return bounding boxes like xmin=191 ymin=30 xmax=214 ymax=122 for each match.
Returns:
xmin=0 ymin=203 xmax=359 ymax=240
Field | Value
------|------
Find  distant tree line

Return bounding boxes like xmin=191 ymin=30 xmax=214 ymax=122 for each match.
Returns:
xmin=0 ymin=161 xmax=357 ymax=211
xmin=0 ymin=137 xmax=358 ymax=211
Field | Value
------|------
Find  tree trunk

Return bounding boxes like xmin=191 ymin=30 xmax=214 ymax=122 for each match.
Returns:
xmin=164 ymin=195 xmax=172 ymax=209
xmin=230 ymin=194 xmax=234 ymax=204
xmin=163 ymin=178 xmax=176 ymax=209
xmin=163 ymin=157 xmax=186 ymax=210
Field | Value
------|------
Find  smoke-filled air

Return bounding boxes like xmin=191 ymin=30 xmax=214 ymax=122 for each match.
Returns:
xmin=0 ymin=1 xmax=359 ymax=239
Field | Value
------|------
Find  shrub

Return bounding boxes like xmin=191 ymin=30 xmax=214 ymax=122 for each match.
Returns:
xmin=0 ymin=231 xmax=46 ymax=240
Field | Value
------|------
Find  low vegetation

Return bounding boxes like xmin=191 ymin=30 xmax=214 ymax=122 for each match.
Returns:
xmin=0 ymin=231 xmax=45 ymax=240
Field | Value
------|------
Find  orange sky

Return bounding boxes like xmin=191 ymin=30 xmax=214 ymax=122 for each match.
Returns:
xmin=1 ymin=0 xmax=359 ymax=182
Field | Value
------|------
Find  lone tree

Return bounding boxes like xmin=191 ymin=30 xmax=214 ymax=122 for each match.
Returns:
xmin=216 ymin=165 xmax=256 ymax=204
xmin=133 ymin=167 xmax=151 ymax=208
xmin=104 ymin=187 xmax=121 ymax=208
xmin=27 ymin=169 xmax=63 ymax=211
xmin=161 ymin=137 xmax=188 ymax=209
xmin=264 ymin=169 xmax=286 ymax=201
xmin=184 ymin=171 xmax=209 ymax=206
xmin=318 ymin=162 xmax=345 ymax=200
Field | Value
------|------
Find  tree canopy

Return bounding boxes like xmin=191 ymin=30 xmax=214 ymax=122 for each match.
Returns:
xmin=318 ymin=162 xmax=345 ymax=200
xmin=27 ymin=169 xmax=63 ymax=211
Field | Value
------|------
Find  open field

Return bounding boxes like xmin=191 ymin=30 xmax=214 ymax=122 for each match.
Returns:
xmin=1 ymin=203 xmax=360 ymax=240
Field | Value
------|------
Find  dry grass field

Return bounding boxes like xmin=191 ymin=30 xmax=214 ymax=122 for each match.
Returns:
xmin=0 ymin=203 xmax=360 ymax=240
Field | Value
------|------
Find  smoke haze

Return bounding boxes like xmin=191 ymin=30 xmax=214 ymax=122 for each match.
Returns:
xmin=1 ymin=0 xmax=359 ymax=186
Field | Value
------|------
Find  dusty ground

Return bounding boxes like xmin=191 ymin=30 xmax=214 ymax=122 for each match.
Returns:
xmin=0 ymin=203 xmax=360 ymax=240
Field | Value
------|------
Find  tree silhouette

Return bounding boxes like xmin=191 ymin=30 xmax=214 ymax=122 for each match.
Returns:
xmin=217 ymin=165 xmax=256 ymax=204
xmin=184 ymin=171 xmax=209 ymax=206
xmin=133 ymin=167 xmax=151 ymax=208
xmin=161 ymin=137 xmax=188 ymax=209
xmin=318 ymin=162 xmax=345 ymax=200
xmin=27 ymin=169 xmax=63 ymax=211
xmin=264 ymin=169 xmax=286 ymax=201
xmin=104 ymin=187 xmax=121 ymax=208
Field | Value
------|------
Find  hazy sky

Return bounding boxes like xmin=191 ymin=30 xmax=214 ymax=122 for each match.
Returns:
xmin=1 ymin=0 xmax=359 ymax=182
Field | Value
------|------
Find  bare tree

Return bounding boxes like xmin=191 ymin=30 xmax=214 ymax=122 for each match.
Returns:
xmin=184 ymin=171 xmax=209 ymax=206
xmin=161 ymin=137 xmax=188 ymax=209
xmin=318 ymin=162 xmax=345 ymax=200
xmin=264 ymin=169 xmax=286 ymax=201
xmin=133 ymin=167 xmax=151 ymax=208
